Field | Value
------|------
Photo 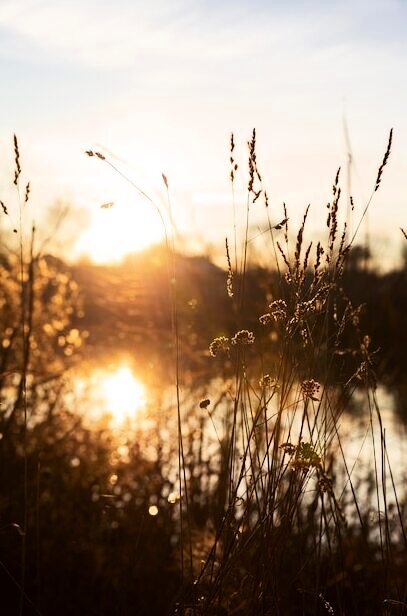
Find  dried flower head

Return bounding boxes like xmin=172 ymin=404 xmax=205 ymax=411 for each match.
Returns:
xmin=280 ymin=442 xmax=296 ymax=456
xmin=209 ymin=336 xmax=230 ymax=357
xmin=300 ymin=379 xmax=321 ymax=401
xmin=231 ymin=330 xmax=255 ymax=346
xmin=291 ymin=441 xmax=321 ymax=471
xmin=259 ymin=313 xmax=273 ymax=325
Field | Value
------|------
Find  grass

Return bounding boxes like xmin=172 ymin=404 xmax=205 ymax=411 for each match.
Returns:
xmin=0 ymin=130 xmax=406 ymax=615
xmin=169 ymin=128 xmax=406 ymax=615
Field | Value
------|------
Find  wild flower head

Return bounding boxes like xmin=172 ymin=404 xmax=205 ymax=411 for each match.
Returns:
xmin=231 ymin=330 xmax=255 ymax=346
xmin=259 ymin=313 xmax=273 ymax=325
xmin=291 ymin=441 xmax=321 ymax=471
xmin=209 ymin=336 xmax=230 ymax=357
xmin=280 ymin=442 xmax=296 ymax=456
xmin=300 ymin=379 xmax=321 ymax=401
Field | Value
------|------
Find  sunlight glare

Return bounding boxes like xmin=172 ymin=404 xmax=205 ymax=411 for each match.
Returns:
xmin=75 ymin=192 xmax=165 ymax=263
xmin=101 ymin=366 xmax=146 ymax=424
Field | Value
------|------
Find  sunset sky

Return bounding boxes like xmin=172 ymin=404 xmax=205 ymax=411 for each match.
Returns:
xmin=0 ymin=0 xmax=406 ymax=264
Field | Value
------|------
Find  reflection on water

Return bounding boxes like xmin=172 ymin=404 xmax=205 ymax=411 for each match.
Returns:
xmin=67 ymin=356 xmax=407 ymax=505
xmin=71 ymin=361 xmax=147 ymax=425
xmin=101 ymin=365 xmax=146 ymax=424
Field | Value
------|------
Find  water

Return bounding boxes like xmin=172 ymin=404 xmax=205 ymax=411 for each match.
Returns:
xmin=67 ymin=355 xmax=407 ymax=510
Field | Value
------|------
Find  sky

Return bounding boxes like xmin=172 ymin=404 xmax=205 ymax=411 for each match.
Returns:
xmin=0 ymin=0 xmax=406 ymax=265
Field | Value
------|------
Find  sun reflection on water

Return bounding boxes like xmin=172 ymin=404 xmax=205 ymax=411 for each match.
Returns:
xmin=101 ymin=366 xmax=146 ymax=424
xmin=73 ymin=363 xmax=147 ymax=426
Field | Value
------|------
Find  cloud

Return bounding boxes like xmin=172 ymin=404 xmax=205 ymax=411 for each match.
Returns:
xmin=0 ymin=0 xmax=188 ymax=67
xmin=1 ymin=0 xmax=404 ymax=72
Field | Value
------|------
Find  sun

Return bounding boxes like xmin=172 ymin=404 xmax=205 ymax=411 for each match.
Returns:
xmin=101 ymin=366 xmax=146 ymax=424
xmin=74 ymin=191 xmax=166 ymax=263
xmin=72 ymin=362 xmax=148 ymax=426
